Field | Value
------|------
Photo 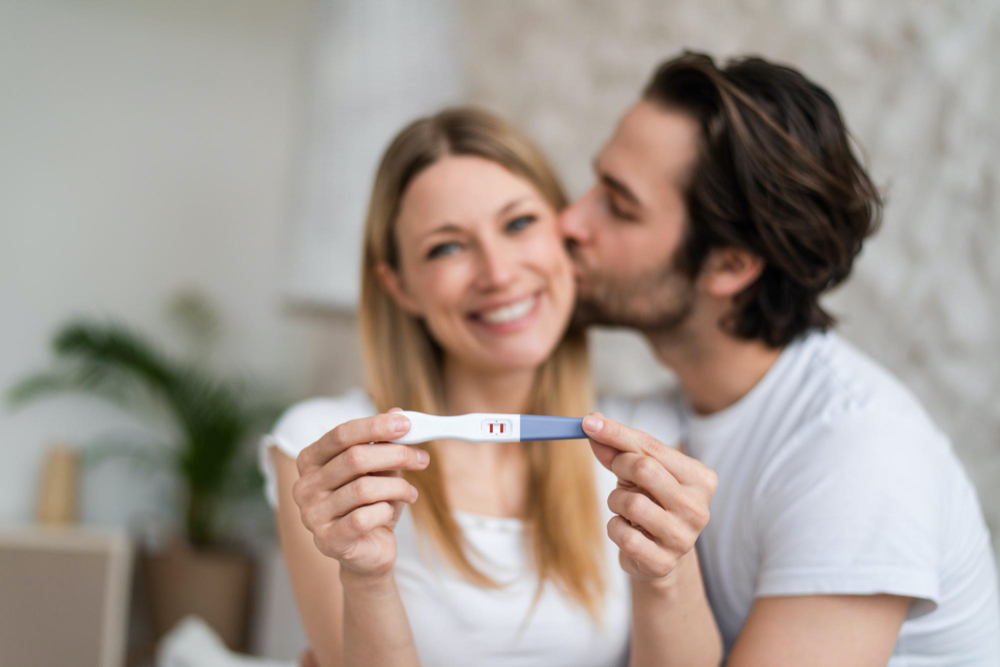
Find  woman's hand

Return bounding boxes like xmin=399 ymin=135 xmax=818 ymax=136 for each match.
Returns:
xmin=582 ymin=412 xmax=717 ymax=584
xmin=292 ymin=411 xmax=430 ymax=580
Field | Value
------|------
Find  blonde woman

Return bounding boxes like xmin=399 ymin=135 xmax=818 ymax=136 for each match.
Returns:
xmin=260 ymin=108 xmax=720 ymax=666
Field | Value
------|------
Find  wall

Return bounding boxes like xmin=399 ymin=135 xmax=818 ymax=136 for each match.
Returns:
xmin=0 ymin=0 xmax=367 ymax=529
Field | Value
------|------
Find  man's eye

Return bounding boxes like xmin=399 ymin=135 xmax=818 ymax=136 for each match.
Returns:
xmin=605 ymin=193 xmax=637 ymax=221
xmin=427 ymin=242 xmax=460 ymax=259
xmin=506 ymin=215 xmax=537 ymax=233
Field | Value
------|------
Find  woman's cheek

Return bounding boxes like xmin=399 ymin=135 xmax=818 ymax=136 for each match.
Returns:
xmin=419 ymin=263 xmax=473 ymax=323
xmin=420 ymin=257 xmax=467 ymax=295
xmin=538 ymin=235 xmax=575 ymax=294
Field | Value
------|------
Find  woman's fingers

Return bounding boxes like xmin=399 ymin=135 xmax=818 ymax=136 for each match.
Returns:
xmin=607 ymin=487 xmax=694 ymax=552
xmin=327 ymin=444 xmax=429 ymax=489
xmin=290 ymin=412 xmax=426 ymax=574
xmin=293 ymin=443 xmax=428 ymax=507
xmin=610 ymin=452 xmax=680 ymax=508
xmin=610 ymin=451 xmax=713 ymax=529
xmin=583 ymin=412 xmax=712 ymax=489
xmin=606 ymin=515 xmax=678 ymax=579
xmin=603 ymin=449 xmax=715 ymax=583
xmin=326 ymin=502 xmax=396 ymax=554
xmin=611 ymin=452 xmax=712 ymax=528
xmin=297 ymin=412 xmax=412 ymax=476
xmin=301 ymin=476 xmax=417 ymax=532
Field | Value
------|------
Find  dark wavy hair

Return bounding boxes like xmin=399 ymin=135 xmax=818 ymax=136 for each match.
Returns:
xmin=644 ymin=51 xmax=883 ymax=347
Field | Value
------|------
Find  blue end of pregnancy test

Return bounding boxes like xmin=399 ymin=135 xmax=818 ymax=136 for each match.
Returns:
xmin=519 ymin=415 xmax=586 ymax=441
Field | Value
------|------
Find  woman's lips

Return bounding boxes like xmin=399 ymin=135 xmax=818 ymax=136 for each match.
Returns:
xmin=468 ymin=293 xmax=541 ymax=333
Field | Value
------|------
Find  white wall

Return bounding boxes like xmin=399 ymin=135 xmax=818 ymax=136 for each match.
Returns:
xmin=0 ymin=0 xmax=349 ymax=529
xmin=286 ymin=0 xmax=462 ymax=309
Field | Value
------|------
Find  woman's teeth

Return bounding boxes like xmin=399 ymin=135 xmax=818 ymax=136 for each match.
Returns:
xmin=478 ymin=295 xmax=537 ymax=324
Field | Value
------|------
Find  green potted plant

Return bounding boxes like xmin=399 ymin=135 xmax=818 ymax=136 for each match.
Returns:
xmin=8 ymin=292 xmax=286 ymax=650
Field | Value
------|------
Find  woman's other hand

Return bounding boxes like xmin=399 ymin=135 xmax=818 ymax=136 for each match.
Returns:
xmin=292 ymin=410 xmax=430 ymax=580
xmin=582 ymin=412 xmax=718 ymax=584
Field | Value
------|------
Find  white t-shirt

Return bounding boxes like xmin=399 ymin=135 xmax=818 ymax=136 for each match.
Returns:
xmin=260 ymin=391 xmax=675 ymax=667
xmin=642 ymin=329 xmax=997 ymax=665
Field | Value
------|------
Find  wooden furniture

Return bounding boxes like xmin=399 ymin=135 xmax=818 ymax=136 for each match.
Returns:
xmin=0 ymin=526 xmax=132 ymax=667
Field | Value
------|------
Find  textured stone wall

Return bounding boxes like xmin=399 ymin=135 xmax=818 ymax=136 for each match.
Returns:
xmin=458 ymin=0 xmax=1000 ymax=544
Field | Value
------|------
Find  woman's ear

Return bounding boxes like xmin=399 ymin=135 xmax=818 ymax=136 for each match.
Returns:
xmin=376 ymin=262 xmax=423 ymax=316
xmin=698 ymin=247 xmax=764 ymax=298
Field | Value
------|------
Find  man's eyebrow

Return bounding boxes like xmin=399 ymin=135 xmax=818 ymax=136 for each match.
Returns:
xmin=593 ymin=158 xmax=641 ymax=207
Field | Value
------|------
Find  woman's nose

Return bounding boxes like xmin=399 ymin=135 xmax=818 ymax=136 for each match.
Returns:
xmin=474 ymin=242 xmax=516 ymax=291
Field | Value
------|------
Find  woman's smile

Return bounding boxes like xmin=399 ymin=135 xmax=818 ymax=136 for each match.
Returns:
xmin=467 ymin=291 xmax=542 ymax=333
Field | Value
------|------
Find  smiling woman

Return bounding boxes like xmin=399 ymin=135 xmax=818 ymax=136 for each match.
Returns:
xmin=380 ymin=153 xmax=576 ymax=370
xmin=260 ymin=107 xmax=630 ymax=667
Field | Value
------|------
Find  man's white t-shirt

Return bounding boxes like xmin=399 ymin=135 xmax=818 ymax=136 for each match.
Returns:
xmin=625 ymin=329 xmax=998 ymax=664
xmin=260 ymin=391 xmax=680 ymax=667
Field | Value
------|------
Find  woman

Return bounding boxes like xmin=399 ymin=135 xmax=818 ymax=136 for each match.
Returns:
xmin=261 ymin=108 xmax=720 ymax=666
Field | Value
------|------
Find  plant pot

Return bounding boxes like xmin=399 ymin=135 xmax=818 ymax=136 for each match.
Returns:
xmin=142 ymin=537 xmax=254 ymax=651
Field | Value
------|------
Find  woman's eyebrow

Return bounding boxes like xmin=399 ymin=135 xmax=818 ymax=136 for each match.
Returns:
xmin=422 ymin=222 xmax=465 ymax=240
xmin=495 ymin=196 xmax=530 ymax=216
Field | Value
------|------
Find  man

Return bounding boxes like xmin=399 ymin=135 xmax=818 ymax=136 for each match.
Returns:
xmin=567 ymin=52 xmax=1000 ymax=665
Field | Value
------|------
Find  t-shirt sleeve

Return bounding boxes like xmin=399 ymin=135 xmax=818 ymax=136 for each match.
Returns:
xmin=258 ymin=389 xmax=375 ymax=508
xmin=753 ymin=411 xmax=945 ymax=617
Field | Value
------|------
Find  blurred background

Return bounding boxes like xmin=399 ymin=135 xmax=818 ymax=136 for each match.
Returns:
xmin=1 ymin=0 xmax=997 ymax=664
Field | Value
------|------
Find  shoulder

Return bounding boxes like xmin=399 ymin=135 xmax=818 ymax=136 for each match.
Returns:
xmin=787 ymin=330 xmax=940 ymax=433
xmin=755 ymin=335 xmax=969 ymax=546
xmin=744 ymin=331 xmax=947 ymax=470
xmin=269 ymin=388 xmax=377 ymax=457
xmin=760 ymin=333 xmax=955 ymax=493
xmin=598 ymin=385 xmax=685 ymax=447
xmin=744 ymin=331 xmax=975 ymax=524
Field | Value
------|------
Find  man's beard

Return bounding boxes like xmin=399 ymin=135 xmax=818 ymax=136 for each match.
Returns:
xmin=571 ymin=259 xmax=697 ymax=333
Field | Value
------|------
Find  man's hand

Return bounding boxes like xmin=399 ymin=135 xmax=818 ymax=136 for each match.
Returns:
xmin=583 ymin=412 xmax=717 ymax=583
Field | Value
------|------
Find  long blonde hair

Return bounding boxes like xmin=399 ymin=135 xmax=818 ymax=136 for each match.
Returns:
xmin=359 ymin=108 xmax=606 ymax=619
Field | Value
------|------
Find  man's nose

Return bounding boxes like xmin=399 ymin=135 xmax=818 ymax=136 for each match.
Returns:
xmin=558 ymin=192 xmax=593 ymax=246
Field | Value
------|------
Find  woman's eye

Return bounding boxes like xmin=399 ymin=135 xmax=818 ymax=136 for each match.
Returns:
xmin=506 ymin=214 xmax=537 ymax=233
xmin=427 ymin=242 xmax=460 ymax=260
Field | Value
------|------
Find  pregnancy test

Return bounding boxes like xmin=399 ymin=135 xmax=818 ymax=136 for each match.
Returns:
xmin=390 ymin=411 xmax=586 ymax=444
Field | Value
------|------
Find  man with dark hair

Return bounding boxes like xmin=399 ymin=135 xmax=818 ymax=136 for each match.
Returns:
xmin=567 ymin=52 xmax=999 ymax=664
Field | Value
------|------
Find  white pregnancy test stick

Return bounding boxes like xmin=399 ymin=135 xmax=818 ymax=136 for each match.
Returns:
xmin=390 ymin=411 xmax=586 ymax=444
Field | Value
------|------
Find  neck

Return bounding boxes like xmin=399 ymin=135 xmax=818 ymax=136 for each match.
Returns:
xmin=440 ymin=357 xmax=536 ymax=416
xmin=645 ymin=313 xmax=784 ymax=416
xmin=438 ymin=357 xmax=535 ymax=468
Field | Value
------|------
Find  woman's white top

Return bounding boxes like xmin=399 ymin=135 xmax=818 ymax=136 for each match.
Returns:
xmin=259 ymin=390 xmax=676 ymax=667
